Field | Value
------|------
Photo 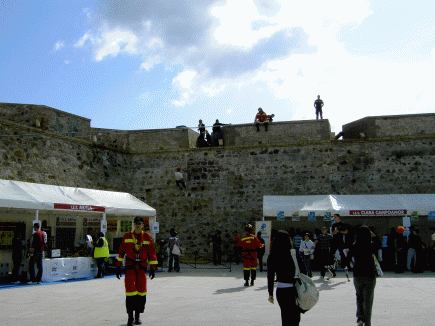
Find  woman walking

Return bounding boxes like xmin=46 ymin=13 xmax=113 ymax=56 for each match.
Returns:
xmin=168 ymin=230 xmax=181 ymax=272
xmin=349 ymin=226 xmax=377 ymax=326
xmin=267 ymin=230 xmax=306 ymax=326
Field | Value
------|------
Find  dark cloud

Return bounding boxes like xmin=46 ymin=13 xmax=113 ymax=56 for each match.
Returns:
xmin=191 ymin=27 xmax=316 ymax=78
xmin=97 ymin=0 xmax=216 ymax=46
xmin=96 ymin=1 xmax=316 ymax=79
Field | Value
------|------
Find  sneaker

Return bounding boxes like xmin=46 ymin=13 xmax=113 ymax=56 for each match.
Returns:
xmin=357 ymin=320 xmax=364 ymax=326
xmin=250 ymin=280 xmax=254 ymax=286
xmin=27 ymin=281 xmax=35 ymax=285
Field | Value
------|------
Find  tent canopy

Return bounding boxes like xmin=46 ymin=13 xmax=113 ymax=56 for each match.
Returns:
xmin=0 ymin=179 xmax=156 ymax=216
xmin=263 ymin=194 xmax=435 ymax=217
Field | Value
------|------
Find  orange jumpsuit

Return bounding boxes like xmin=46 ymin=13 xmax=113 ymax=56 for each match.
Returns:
xmin=117 ymin=231 xmax=158 ymax=314
xmin=238 ymin=232 xmax=264 ymax=281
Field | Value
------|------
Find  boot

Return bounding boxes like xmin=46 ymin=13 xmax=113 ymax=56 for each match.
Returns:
xmin=243 ymin=269 xmax=250 ymax=286
xmin=127 ymin=312 xmax=134 ymax=326
xmin=134 ymin=311 xmax=142 ymax=325
xmin=250 ymin=280 xmax=254 ymax=286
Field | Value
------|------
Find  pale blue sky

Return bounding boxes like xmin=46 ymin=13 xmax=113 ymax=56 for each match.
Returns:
xmin=1 ymin=0 xmax=435 ymax=133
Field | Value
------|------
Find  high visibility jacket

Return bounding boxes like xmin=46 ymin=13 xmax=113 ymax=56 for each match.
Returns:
xmin=117 ymin=231 xmax=158 ymax=269
xmin=94 ymin=237 xmax=109 ymax=258
xmin=238 ymin=233 xmax=264 ymax=259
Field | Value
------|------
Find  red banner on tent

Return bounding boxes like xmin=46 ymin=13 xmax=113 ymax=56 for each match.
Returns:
xmin=349 ymin=210 xmax=407 ymax=216
xmin=54 ymin=203 xmax=105 ymax=212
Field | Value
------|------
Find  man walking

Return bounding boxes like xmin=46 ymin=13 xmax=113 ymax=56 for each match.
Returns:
xmin=314 ymin=95 xmax=324 ymax=119
xmin=315 ymin=226 xmax=336 ymax=279
xmin=331 ymin=214 xmax=351 ymax=270
xmin=116 ymin=216 xmax=158 ymax=326
xmin=29 ymin=222 xmax=45 ymax=284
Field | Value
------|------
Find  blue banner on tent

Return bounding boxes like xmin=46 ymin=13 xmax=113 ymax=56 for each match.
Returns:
xmin=308 ymin=211 xmax=316 ymax=221
xmin=277 ymin=211 xmax=285 ymax=221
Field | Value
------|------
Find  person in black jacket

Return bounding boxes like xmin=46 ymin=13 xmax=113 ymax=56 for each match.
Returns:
xmin=267 ymin=230 xmax=307 ymax=326
xmin=257 ymin=231 xmax=266 ymax=272
xmin=349 ymin=226 xmax=377 ymax=326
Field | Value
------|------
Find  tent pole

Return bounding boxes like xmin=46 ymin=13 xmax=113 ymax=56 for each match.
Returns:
xmin=102 ymin=212 xmax=106 ymax=221
xmin=35 ymin=209 xmax=39 ymax=221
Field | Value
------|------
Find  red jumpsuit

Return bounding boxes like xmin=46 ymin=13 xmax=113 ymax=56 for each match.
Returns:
xmin=238 ymin=232 xmax=264 ymax=282
xmin=117 ymin=231 xmax=158 ymax=314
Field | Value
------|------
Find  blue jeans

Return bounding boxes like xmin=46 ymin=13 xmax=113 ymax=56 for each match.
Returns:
xmin=407 ymin=248 xmax=417 ymax=271
xmin=353 ymin=276 xmax=376 ymax=326
xmin=29 ymin=252 xmax=43 ymax=282
xmin=168 ymin=253 xmax=180 ymax=272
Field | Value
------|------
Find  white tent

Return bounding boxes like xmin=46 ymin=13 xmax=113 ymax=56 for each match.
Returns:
xmin=0 ymin=179 xmax=156 ymax=216
xmin=263 ymin=194 xmax=435 ymax=217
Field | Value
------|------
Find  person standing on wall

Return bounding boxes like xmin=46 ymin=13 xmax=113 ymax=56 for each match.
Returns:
xmin=237 ymin=224 xmax=264 ymax=286
xmin=116 ymin=216 xmax=158 ymax=326
xmin=28 ymin=222 xmax=45 ymax=284
xmin=348 ymin=226 xmax=377 ymax=326
xmin=314 ymin=95 xmax=324 ymax=120
xmin=267 ymin=230 xmax=307 ymax=326
xmin=94 ymin=231 xmax=109 ymax=278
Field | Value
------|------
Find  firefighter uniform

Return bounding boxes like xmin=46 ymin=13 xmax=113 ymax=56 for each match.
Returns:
xmin=117 ymin=230 xmax=158 ymax=316
xmin=238 ymin=231 xmax=264 ymax=285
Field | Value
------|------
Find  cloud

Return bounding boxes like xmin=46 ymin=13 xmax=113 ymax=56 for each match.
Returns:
xmin=95 ymin=28 xmax=139 ymax=61
xmin=54 ymin=41 xmax=65 ymax=51
xmin=74 ymin=33 xmax=95 ymax=48
xmin=76 ymin=0 xmax=435 ymax=132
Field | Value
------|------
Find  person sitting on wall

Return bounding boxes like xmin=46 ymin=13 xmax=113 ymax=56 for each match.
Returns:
xmin=255 ymin=107 xmax=269 ymax=132
xmin=205 ymin=130 xmax=212 ymax=147
xmin=174 ymin=168 xmax=186 ymax=189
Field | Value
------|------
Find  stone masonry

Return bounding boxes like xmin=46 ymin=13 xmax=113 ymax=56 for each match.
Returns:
xmin=1 ymin=103 xmax=435 ymax=258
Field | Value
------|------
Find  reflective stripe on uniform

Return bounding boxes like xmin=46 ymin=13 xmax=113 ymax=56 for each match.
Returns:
xmin=126 ymin=291 xmax=147 ymax=296
xmin=148 ymin=260 xmax=158 ymax=265
xmin=124 ymin=239 xmax=134 ymax=243
xmin=117 ymin=257 xmax=124 ymax=262
xmin=242 ymin=236 xmax=254 ymax=241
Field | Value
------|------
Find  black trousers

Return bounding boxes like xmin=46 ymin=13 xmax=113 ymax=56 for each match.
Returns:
xmin=126 ymin=295 xmax=146 ymax=314
xmin=276 ymin=287 xmax=301 ymax=326
xmin=95 ymin=257 xmax=106 ymax=277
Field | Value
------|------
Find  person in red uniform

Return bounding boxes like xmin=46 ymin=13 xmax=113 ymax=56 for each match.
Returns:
xmin=238 ymin=224 xmax=264 ymax=286
xmin=116 ymin=216 xmax=158 ymax=326
xmin=255 ymin=107 xmax=269 ymax=132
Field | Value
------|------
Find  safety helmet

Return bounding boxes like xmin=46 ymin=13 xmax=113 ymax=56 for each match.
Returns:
xmin=245 ymin=224 xmax=253 ymax=232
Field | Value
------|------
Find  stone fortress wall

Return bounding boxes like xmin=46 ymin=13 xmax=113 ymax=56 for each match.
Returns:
xmin=1 ymin=102 xmax=435 ymax=256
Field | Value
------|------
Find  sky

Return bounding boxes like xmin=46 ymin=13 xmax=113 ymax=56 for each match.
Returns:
xmin=1 ymin=0 xmax=435 ymax=133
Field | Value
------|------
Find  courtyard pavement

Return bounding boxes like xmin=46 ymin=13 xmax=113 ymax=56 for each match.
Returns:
xmin=1 ymin=264 xmax=434 ymax=326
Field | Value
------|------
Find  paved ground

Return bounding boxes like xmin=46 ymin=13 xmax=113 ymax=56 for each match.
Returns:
xmin=1 ymin=264 xmax=434 ymax=326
